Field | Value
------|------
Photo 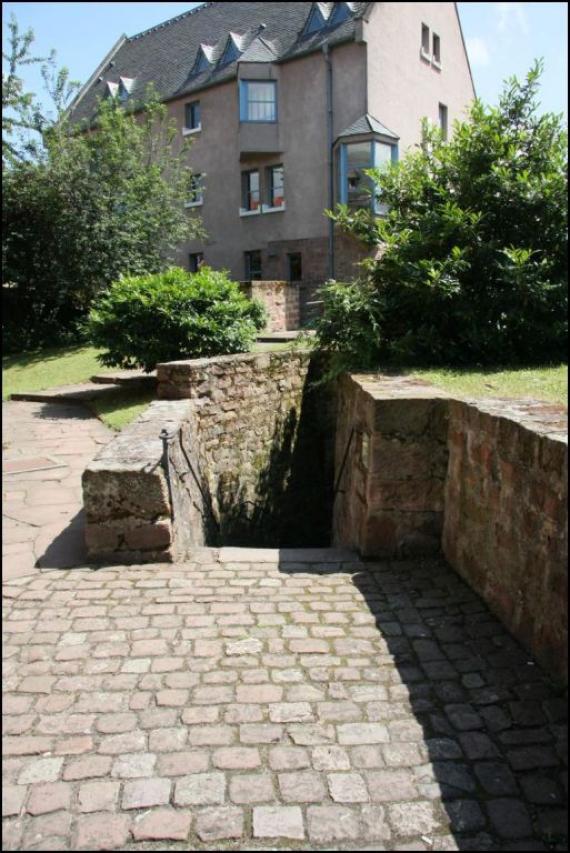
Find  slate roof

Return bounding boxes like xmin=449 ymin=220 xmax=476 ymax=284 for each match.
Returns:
xmin=337 ymin=112 xmax=399 ymax=141
xmin=68 ymin=2 xmax=371 ymax=126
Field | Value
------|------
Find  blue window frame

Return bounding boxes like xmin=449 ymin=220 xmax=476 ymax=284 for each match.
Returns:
xmin=339 ymin=140 xmax=398 ymax=213
xmin=184 ymin=101 xmax=201 ymax=130
xmin=239 ymin=80 xmax=277 ymax=123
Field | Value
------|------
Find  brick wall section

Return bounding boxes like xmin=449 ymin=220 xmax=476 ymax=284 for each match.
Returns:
xmin=332 ymin=374 xmax=450 ymax=558
xmin=240 ymin=281 xmax=300 ymax=332
xmin=443 ymin=398 xmax=568 ymax=682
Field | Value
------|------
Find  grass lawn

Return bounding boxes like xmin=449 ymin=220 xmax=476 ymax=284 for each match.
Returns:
xmin=410 ymin=364 xmax=568 ymax=407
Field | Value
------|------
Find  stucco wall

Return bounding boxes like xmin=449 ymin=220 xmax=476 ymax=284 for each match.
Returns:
xmin=166 ymin=40 xmax=367 ymax=281
xmin=364 ymin=2 xmax=475 ymax=153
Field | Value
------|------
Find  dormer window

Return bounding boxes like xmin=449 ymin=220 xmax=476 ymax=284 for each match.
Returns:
xmin=218 ymin=35 xmax=241 ymax=68
xmin=329 ymin=2 xmax=352 ymax=27
xmin=105 ymin=81 xmax=119 ymax=99
xmin=118 ymin=77 xmax=135 ymax=103
xmin=193 ymin=47 xmax=211 ymax=75
xmin=303 ymin=4 xmax=326 ymax=37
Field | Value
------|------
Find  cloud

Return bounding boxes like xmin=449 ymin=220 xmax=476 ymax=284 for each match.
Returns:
xmin=466 ymin=36 xmax=491 ymax=67
xmin=495 ymin=2 xmax=529 ymax=36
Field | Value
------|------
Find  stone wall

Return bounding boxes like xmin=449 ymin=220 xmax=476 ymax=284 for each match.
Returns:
xmin=443 ymin=398 xmax=568 ymax=682
xmin=332 ymin=373 xmax=568 ymax=682
xmin=82 ymin=400 xmax=206 ymax=563
xmin=240 ymin=281 xmax=300 ymax=332
xmin=157 ymin=350 xmax=334 ymax=547
xmin=332 ymin=374 xmax=450 ymax=558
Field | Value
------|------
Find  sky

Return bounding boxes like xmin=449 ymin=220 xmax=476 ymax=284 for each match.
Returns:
xmin=2 ymin=1 xmax=568 ymax=121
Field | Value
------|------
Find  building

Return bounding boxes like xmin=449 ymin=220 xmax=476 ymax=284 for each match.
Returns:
xmin=69 ymin=1 xmax=475 ymax=288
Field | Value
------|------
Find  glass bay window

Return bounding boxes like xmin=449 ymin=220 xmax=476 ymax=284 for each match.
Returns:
xmin=339 ymin=139 xmax=398 ymax=213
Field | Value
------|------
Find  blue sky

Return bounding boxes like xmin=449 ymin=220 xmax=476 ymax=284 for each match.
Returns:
xmin=3 ymin=2 xmax=568 ymax=120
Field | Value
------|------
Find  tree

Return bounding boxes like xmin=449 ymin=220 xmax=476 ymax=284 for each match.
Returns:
xmin=317 ymin=61 xmax=568 ymax=370
xmin=3 ymin=88 xmax=203 ymax=351
xmin=2 ymin=14 xmax=79 ymax=165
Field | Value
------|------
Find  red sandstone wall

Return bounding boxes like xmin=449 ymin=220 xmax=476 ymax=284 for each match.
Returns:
xmin=241 ymin=281 xmax=300 ymax=332
xmin=443 ymin=399 xmax=568 ymax=682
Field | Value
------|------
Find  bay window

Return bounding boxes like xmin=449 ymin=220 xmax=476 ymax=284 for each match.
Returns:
xmin=339 ymin=140 xmax=398 ymax=213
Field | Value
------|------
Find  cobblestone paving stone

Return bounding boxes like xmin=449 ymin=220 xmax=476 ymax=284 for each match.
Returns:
xmin=2 ymin=552 xmax=568 ymax=851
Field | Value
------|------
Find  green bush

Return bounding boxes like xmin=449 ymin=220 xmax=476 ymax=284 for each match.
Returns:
xmin=318 ymin=62 xmax=568 ymax=370
xmin=87 ymin=267 xmax=266 ymax=372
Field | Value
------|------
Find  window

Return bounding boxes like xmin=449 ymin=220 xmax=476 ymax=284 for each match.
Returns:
xmin=421 ymin=23 xmax=430 ymax=56
xmin=184 ymin=101 xmax=201 ymax=131
xmin=329 ymin=3 xmax=351 ymax=28
xmin=245 ymin=250 xmax=262 ymax=281
xmin=432 ymin=33 xmax=441 ymax=65
xmin=439 ymin=103 xmax=448 ymax=140
xmin=219 ymin=38 xmax=241 ymax=68
xmin=268 ymin=165 xmax=284 ymax=208
xmin=339 ymin=140 xmax=397 ymax=212
xmin=303 ymin=5 xmax=326 ymax=37
xmin=186 ymin=173 xmax=203 ymax=206
xmin=288 ymin=253 xmax=302 ymax=282
xmin=193 ymin=49 xmax=210 ymax=74
xmin=239 ymin=80 xmax=277 ymax=123
xmin=242 ymin=170 xmax=260 ymax=211
xmin=189 ymin=252 xmax=204 ymax=273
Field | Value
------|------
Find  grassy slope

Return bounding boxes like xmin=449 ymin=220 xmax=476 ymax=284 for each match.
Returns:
xmin=411 ymin=364 xmax=568 ymax=406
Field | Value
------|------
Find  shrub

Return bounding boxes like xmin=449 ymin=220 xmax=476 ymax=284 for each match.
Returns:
xmin=87 ymin=266 xmax=266 ymax=372
xmin=317 ymin=62 xmax=568 ymax=370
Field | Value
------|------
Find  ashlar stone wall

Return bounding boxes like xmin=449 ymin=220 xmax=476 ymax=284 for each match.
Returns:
xmin=83 ymin=400 xmax=205 ymax=563
xmin=240 ymin=281 xmax=300 ymax=332
xmin=332 ymin=374 xmax=450 ymax=558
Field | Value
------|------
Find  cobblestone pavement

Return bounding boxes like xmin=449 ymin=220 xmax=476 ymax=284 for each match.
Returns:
xmin=3 ymin=551 xmax=567 ymax=851
xmin=2 ymin=402 xmax=111 ymax=581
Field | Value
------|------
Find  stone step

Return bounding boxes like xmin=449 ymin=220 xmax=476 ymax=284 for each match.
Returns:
xmin=90 ymin=370 xmax=157 ymax=388
xmin=256 ymin=329 xmax=315 ymax=342
xmin=216 ymin=547 xmax=359 ymax=563
xmin=10 ymin=383 xmax=124 ymax=403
